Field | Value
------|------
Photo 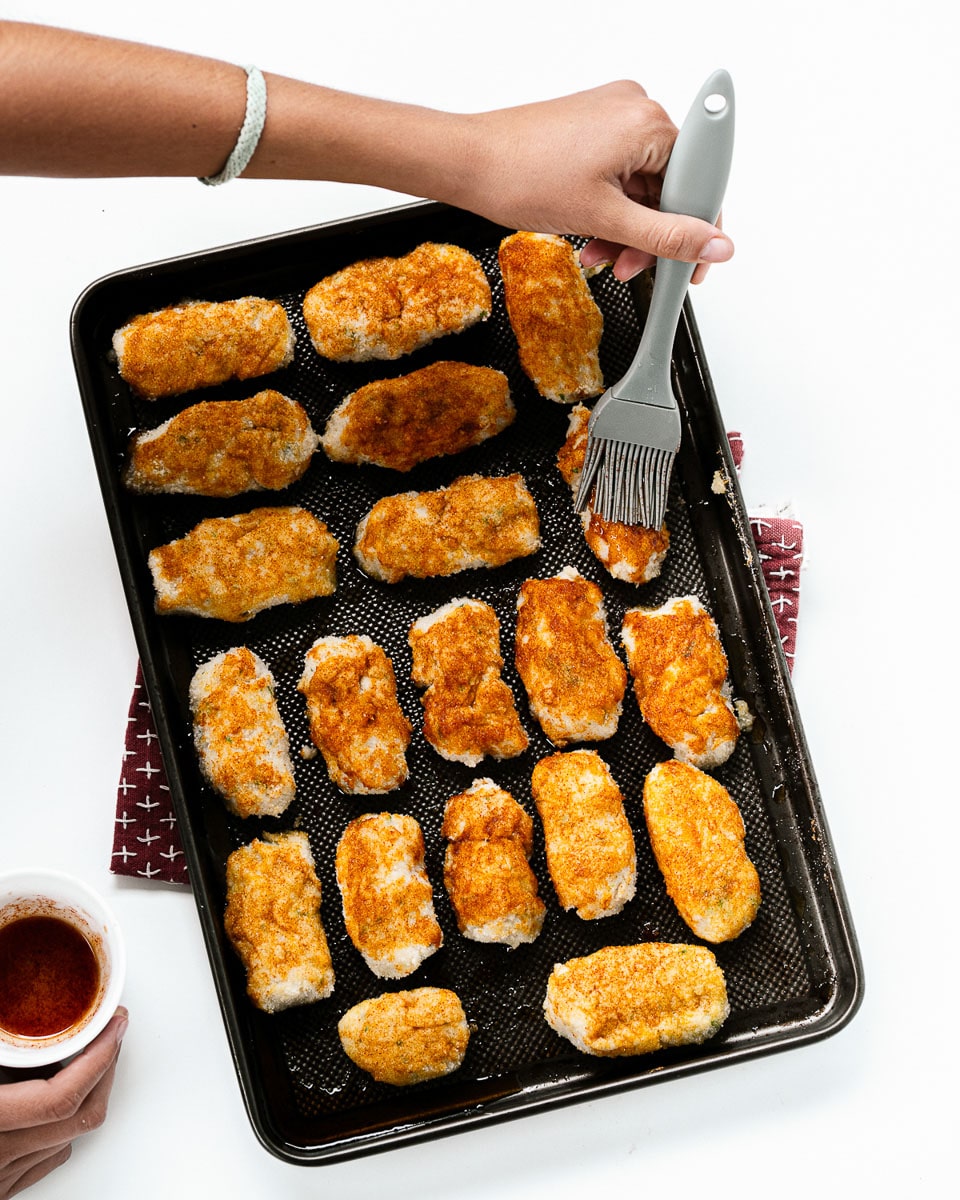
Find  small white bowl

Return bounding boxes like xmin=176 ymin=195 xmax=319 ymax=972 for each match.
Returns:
xmin=0 ymin=869 xmax=126 ymax=1068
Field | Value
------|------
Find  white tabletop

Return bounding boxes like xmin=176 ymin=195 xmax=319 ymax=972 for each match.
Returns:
xmin=3 ymin=2 xmax=956 ymax=1196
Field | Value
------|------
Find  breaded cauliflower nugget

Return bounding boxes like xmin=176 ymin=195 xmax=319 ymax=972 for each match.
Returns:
xmin=125 ymin=390 xmax=318 ymax=496
xmin=354 ymin=473 xmax=540 ymax=584
xmin=335 ymin=813 xmax=443 ymax=979
xmin=409 ymin=598 xmax=528 ymax=766
xmin=557 ymin=404 xmax=669 ymax=584
xmin=514 ymin=566 xmax=627 ymax=745
xmin=298 ymin=635 xmax=411 ymax=794
xmin=621 ymin=596 xmax=741 ymax=768
xmin=148 ymin=506 xmax=338 ymax=622
xmin=531 ymin=750 xmax=636 ymax=920
xmin=113 ymin=297 xmax=294 ymax=399
xmin=303 ymin=242 xmax=491 ymax=362
xmin=442 ymin=778 xmax=545 ymax=947
xmin=643 ymin=760 xmax=761 ymax=942
xmin=338 ymin=988 xmax=470 ymax=1086
xmin=224 ymin=831 xmax=334 ymax=1013
xmin=321 ymin=361 xmax=514 ymax=472
xmin=498 ymin=232 xmax=603 ymax=403
xmin=544 ymin=943 xmax=729 ymax=1056
xmin=189 ymin=647 xmax=295 ymax=819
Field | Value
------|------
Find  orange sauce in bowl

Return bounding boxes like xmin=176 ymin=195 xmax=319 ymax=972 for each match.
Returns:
xmin=0 ymin=916 xmax=100 ymax=1039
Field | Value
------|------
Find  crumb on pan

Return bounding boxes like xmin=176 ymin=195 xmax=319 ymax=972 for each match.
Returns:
xmin=113 ymin=297 xmax=294 ymax=399
xmin=621 ymin=595 xmax=740 ymax=768
xmin=338 ymin=987 xmax=470 ymax=1085
xmin=442 ymin=778 xmax=545 ymax=947
xmin=321 ymin=361 xmax=514 ymax=471
xmin=409 ymin=597 xmax=528 ymax=766
xmin=544 ymin=943 xmax=729 ymax=1055
xmin=303 ymin=242 xmax=491 ymax=362
xmin=498 ymin=231 xmax=603 ymax=403
xmin=224 ymin=831 xmax=335 ymax=1012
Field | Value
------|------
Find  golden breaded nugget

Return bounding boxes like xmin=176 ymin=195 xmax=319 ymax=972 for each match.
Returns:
xmin=189 ymin=647 xmax=295 ymax=819
xmin=338 ymin=988 xmax=470 ymax=1086
xmin=335 ymin=813 xmax=443 ymax=979
xmin=409 ymin=598 xmax=528 ymax=766
xmin=224 ymin=832 xmax=334 ymax=1013
xmin=354 ymin=473 xmax=540 ymax=584
xmin=124 ymin=390 xmax=318 ymax=496
xmin=643 ymin=760 xmax=761 ymax=942
xmin=544 ymin=943 xmax=729 ymax=1056
xmin=442 ymin=778 xmax=545 ymax=947
xmin=148 ymin=506 xmax=338 ymax=622
xmin=303 ymin=242 xmax=491 ymax=362
xmin=531 ymin=750 xmax=636 ymax=920
xmin=113 ymin=297 xmax=294 ymax=399
xmin=498 ymin=232 xmax=603 ymax=403
xmin=321 ymin=361 xmax=514 ymax=472
xmin=298 ymin=635 xmax=411 ymax=794
xmin=515 ymin=566 xmax=627 ymax=745
xmin=557 ymin=404 xmax=669 ymax=584
xmin=621 ymin=596 xmax=740 ymax=768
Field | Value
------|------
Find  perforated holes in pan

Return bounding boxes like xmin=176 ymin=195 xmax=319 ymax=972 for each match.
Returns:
xmin=130 ymin=237 xmax=812 ymax=1120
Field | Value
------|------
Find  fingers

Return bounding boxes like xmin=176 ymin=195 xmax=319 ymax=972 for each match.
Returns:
xmin=0 ymin=1142 xmax=71 ymax=1199
xmin=580 ymin=208 xmax=733 ymax=283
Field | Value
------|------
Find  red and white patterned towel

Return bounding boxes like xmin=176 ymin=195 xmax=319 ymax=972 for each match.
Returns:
xmin=111 ymin=432 xmax=802 ymax=885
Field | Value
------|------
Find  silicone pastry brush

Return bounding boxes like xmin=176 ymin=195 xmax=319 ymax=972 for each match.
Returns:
xmin=574 ymin=69 xmax=735 ymax=528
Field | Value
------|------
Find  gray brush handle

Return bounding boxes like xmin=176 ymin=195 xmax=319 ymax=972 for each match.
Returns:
xmin=611 ymin=69 xmax=735 ymax=406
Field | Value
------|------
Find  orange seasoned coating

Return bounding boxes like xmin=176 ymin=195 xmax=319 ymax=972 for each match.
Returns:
xmin=409 ymin=599 xmax=528 ymax=766
xmin=557 ymin=404 xmax=669 ymax=584
xmin=321 ymin=361 xmax=514 ymax=472
xmin=338 ymin=987 xmax=470 ymax=1086
xmin=621 ymin=596 xmax=740 ymax=769
xmin=643 ymin=760 xmax=761 ymax=942
xmin=148 ymin=506 xmax=338 ymax=622
xmin=354 ymin=473 xmax=540 ymax=584
xmin=514 ymin=566 xmax=627 ymax=745
xmin=442 ymin=779 xmax=545 ymax=947
xmin=224 ymin=832 xmax=334 ymax=1013
xmin=303 ymin=242 xmax=491 ymax=362
xmin=543 ymin=943 xmax=729 ymax=1056
xmin=531 ymin=750 xmax=636 ymax=920
xmin=189 ymin=647 xmax=295 ymax=819
xmin=298 ymin=635 xmax=411 ymax=794
xmin=113 ymin=297 xmax=294 ymax=399
xmin=498 ymin=232 xmax=603 ymax=403
xmin=124 ymin=390 xmax=318 ymax=496
xmin=335 ymin=813 xmax=443 ymax=979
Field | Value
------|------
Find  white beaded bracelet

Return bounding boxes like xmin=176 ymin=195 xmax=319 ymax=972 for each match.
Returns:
xmin=199 ymin=65 xmax=267 ymax=186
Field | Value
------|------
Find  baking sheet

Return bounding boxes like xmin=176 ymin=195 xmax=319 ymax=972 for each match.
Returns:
xmin=72 ymin=200 xmax=862 ymax=1164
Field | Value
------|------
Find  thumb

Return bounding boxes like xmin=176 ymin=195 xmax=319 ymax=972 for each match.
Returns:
xmin=592 ymin=187 xmax=734 ymax=266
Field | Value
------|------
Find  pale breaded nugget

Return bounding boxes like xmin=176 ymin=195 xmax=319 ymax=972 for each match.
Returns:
xmin=338 ymin=988 xmax=470 ymax=1086
xmin=189 ymin=647 xmax=295 ymax=819
xmin=335 ymin=813 xmax=443 ymax=979
xmin=354 ymin=473 xmax=540 ymax=584
xmin=530 ymin=750 xmax=636 ymax=920
xmin=442 ymin=778 xmax=545 ymax=947
xmin=303 ymin=242 xmax=491 ymax=362
xmin=409 ymin=598 xmax=528 ymax=766
xmin=321 ymin=361 xmax=514 ymax=472
xmin=498 ymin=231 xmax=603 ymax=403
xmin=148 ymin=506 xmax=338 ymax=622
xmin=643 ymin=760 xmax=761 ymax=942
xmin=544 ymin=943 xmax=729 ymax=1056
xmin=224 ymin=831 xmax=334 ymax=1013
xmin=621 ymin=596 xmax=741 ymax=768
xmin=557 ymin=404 xmax=669 ymax=584
xmin=514 ymin=566 xmax=627 ymax=745
xmin=124 ymin=390 xmax=318 ymax=496
xmin=113 ymin=297 xmax=294 ymax=399
xmin=298 ymin=635 xmax=411 ymax=794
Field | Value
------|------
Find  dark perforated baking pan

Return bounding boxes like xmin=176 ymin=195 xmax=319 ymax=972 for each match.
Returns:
xmin=71 ymin=201 xmax=862 ymax=1164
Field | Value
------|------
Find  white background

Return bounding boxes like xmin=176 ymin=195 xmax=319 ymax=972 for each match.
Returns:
xmin=2 ymin=2 xmax=956 ymax=1196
